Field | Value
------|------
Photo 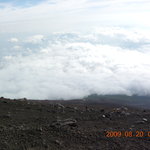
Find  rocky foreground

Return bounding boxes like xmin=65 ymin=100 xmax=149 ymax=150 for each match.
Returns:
xmin=0 ymin=97 xmax=150 ymax=150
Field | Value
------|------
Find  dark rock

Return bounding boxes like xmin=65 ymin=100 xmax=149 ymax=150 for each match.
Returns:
xmin=100 ymin=109 xmax=105 ymax=113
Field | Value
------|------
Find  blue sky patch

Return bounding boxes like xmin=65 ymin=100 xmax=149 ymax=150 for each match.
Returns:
xmin=0 ymin=0 xmax=46 ymax=7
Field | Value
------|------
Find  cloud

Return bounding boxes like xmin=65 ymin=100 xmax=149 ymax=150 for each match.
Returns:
xmin=25 ymin=35 xmax=45 ymax=44
xmin=3 ymin=55 xmax=13 ymax=60
xmin=0 ymin=0 xmax=150 ymax=33
xmin=0 ymin=28 xmax=150 ymax=99
xmin=9 ymin=38 xmax=19 ymax=43
xmin=13 ymin=45 xmax=21 ymax=50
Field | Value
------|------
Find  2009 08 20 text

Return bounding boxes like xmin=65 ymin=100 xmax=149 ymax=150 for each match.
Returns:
xmin=105 ymin=131 xmax=150 ymax=137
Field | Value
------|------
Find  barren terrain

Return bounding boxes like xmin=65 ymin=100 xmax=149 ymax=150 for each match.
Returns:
xmin=0 ymin=97 xmax=150 ymax=150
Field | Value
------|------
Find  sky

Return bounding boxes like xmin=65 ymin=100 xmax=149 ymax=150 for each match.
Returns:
xmin=0 ymin=0 xmax=150 ymax=99
xmin=0 ymin=0 xmax=150 ymax=33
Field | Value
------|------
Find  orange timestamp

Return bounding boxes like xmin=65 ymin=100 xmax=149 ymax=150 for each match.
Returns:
xmin=105 ymin=131 xmax=150 ymax=138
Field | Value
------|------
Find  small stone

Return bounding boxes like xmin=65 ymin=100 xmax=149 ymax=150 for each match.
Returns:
xmin=143 ymin=118 xmax=148 ymax=122
xmin=55 ymin=140 xmax=62 ymax=146
xmin=102 ymin=115 xmax=106 ymax=118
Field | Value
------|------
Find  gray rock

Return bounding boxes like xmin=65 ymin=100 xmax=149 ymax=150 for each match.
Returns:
xmin=143 ymin=118 xmax=148 ymax=122
xmin=135 ymin=121 xmax=145 ymax=124
xmin=51 ymin=118 xmax=77 ymax=128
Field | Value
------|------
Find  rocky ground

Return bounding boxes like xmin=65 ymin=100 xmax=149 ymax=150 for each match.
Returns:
xmin=0 ymin=97 xmax=150 ymax=150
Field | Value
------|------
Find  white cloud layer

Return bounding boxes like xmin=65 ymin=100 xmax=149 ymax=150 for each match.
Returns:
xmin=0 ymin=27 xmax=150 ymax=99
xmin=0 ymin=0 xmax=150 ymax=33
